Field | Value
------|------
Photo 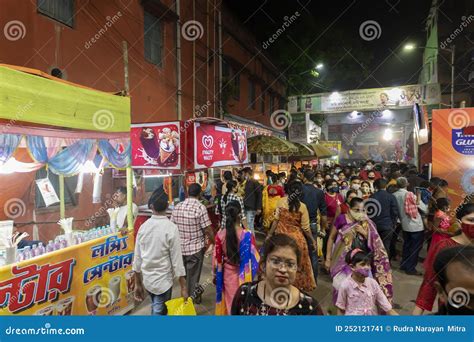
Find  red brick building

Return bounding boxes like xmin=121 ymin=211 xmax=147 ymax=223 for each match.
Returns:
xmin=0 ymin=0 xmax=285 ymax=242
xmin=0 ymin=0 xmax=286 ymax=125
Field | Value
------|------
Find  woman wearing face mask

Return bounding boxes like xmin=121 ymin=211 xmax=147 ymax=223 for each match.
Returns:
xmin=329 ymin=197 xmax=393 ymax=304
xmin=360 ymin=181 xmax=372 ymax=200
xmin=214 ymin=201 xmax=259 ymax=315
xmin=268 ymin=181 xmax=317 ymax=292
xmin=231 ymin=234 xmax=324 ymax=315
xmin=413 ymin=202 xmax=474 ymax=315
xmin=336 ymin=249 xmax=398 ymax=315
xmin=324 ymin=179 xmax=345 ymax=229
xmin=339 ymin=181 xmax=349 ymax=199
xmin=433 ymin=245 xmax=474 ymax=315
xmin=367 ymin=171 xmax=376 ymax=192
xmin=324 ymin=190 xmax=358 ymax=271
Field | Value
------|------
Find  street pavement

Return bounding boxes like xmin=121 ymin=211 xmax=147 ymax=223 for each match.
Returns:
xmin=131 ymin=235 xmax=428 ymax=316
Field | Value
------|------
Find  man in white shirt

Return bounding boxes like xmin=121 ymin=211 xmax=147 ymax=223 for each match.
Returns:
xmin=113 ymin=187 xmax=138 ymax=231
xmin=133 ymin=188 xmax=188 ymax=315
xmin=392 ymin=177 xmax=427 ymax=276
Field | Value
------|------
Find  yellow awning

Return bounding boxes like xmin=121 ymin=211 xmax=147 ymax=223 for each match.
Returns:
xmin=0 ymin=65 xmax=130 ymax=132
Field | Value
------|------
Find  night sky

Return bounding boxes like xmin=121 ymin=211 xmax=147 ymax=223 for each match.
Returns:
xmin=225 ymin=0 xmax=434 ymax=93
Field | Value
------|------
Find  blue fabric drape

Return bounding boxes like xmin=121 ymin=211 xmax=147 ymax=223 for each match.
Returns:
xmin=0 ymin=134 xmax=22 ymax=164
xmin=98 ymin=139 xmax=131 ymax=169
xmin=26 ymin=135 xmax=49 ymax=163
xmin=48 ymin=139 xmax=96 ymax=176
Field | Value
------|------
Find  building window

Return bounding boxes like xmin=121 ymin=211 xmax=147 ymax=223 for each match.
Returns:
xmin=269 ymin=95 xmax=274 ymax=114
xmin=279 ymin=97 xmax=286 ymax=110
xmin=144 ymin=11 xmax=163 ymax=67
xmin=260 ymin=91 xmax=265 ymax=114
xmin=248 ymin=80 xmax=256 ymax=109
xmin=37 ymin=0 xmax=74 ymax=27
xmin=35 ymin=167 xmax=77 ymax=208
xmin=233 ymin=72 xmax=240 ymax=100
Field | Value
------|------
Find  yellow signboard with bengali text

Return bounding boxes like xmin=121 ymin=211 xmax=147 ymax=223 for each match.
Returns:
xmin=0 ymin=233 xmax=136 ymax=316
xmin=320 ymin=141 xmax=341 ymax=163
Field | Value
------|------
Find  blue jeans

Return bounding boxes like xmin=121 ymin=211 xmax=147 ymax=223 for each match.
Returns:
xmin=148 ymin=287 xmax=172 ymax=315
xmin=246 ymin=210 xmax=256 ymax=233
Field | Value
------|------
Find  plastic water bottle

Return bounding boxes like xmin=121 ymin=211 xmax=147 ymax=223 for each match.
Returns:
xmin=46 ymin=240 xmax=55 ymax=253
xmin=16 ymin=250 xmax=24 ymax=262
xmin=31 ymin=244 xmax=39 ymax=257
xmin=54 ymin=237 xmax=61 ymax=250
xmin=38 ymin=242 xmax=46 ymax=256
xmin=60 ymin=237 xmax=68 ymax=249
xmin=23 ymin=246 xmax=32 ymax=260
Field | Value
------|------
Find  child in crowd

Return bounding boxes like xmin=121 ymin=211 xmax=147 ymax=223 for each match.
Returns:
xmin=336 ymin=248 xmax=398 ymax=316
xmin=430 ymin=198 xmax=456 ymax=251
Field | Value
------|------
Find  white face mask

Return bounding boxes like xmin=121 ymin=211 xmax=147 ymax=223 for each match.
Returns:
xmin=352 ymin=184 xmax=360 ymax=190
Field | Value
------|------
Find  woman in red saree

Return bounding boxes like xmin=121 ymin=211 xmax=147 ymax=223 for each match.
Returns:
xmin=413 ymin=202 xmax=474 ymax=314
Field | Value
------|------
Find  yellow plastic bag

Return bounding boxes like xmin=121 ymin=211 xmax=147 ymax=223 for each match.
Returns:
xmin=165 ymin=297 xmax=197 ymax=316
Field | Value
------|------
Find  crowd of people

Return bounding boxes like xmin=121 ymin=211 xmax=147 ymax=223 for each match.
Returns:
xmin=131 ymin=160 xmax=474 ymax=316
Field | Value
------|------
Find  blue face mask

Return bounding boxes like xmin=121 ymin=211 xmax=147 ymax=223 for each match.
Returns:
xmin=328 ymin=186 xmax=339 ymax=193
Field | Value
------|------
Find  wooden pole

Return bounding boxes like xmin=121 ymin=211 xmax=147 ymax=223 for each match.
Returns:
xmin=123 ymin=40 xmax=133 ymax=231
xmin=59 ymin=174 xmax=65 ymax=219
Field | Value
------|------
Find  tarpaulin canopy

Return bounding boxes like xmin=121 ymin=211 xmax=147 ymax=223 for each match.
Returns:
xmin=0 ymin=64 xmax=130 ymax=133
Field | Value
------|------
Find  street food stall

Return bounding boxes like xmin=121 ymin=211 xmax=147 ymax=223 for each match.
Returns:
xmin=0 ymin=64 xmax=135 ymax=316
xmin=247 ymin=135 xmax=298 ymax=183
xmin=131 ymin=118 xmax=249 ymax=233
xmin=288 ymin=142 xmax=337 ymax=169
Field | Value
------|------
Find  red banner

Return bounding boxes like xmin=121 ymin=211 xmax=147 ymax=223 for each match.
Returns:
xmin=131 ymin=122 xmax=181 ymax=169
xmin=194 ymin=123 xmax=247 ymax=169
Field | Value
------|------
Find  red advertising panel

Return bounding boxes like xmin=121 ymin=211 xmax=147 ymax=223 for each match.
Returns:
xmin=131 ymin=122 xmax=181 ymax=169
xmin=194 ymin=123 xmax=248 ymax=169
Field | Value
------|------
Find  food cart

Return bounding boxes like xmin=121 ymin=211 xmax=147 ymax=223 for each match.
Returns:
xmin=0 ymin=64 xmax=134 ymax=315
xmin=131 ymin=118 xmax=249 ymax=232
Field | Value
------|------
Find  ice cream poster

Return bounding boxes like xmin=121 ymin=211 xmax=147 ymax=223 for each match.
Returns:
xmin=194 ymin=123 xmax=247 ymax=169
xmin=131 ymin=122 xmax=181 ymax=169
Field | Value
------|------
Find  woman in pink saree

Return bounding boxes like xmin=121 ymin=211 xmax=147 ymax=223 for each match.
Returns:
xmin=329 ymin=197 xmax=393 ymax=303
xmin=214 ymin=200 xmax=259 ymax=315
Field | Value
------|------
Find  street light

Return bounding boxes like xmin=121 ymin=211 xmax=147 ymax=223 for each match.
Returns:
xmin=403 ymin=43 xmax=455 ymax=108
xmin=315 ymin=63 xmax=324 ymax=70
